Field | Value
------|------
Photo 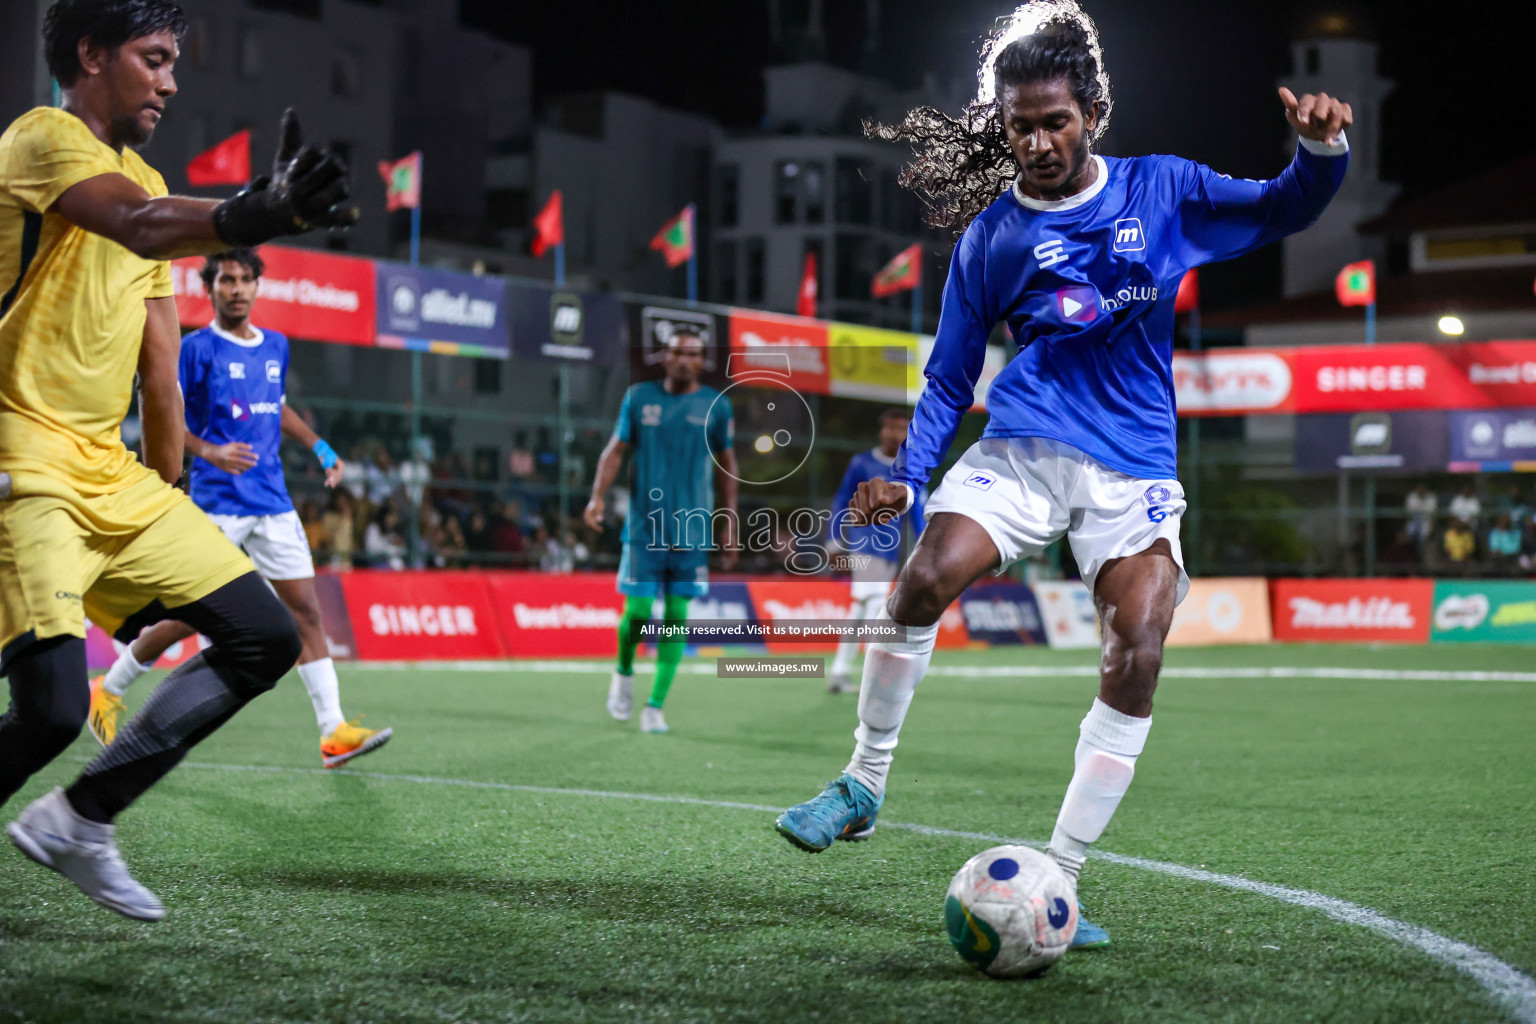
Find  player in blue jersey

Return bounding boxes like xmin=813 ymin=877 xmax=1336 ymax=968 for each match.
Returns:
xmin=777 ymin=0 xmax=1352 ymax=949
xmin=89 ymin=249 xmax=392 ymax=768
xmin=826 ymin=408 xmax=926 ymax=693
xmin=586 ymin=331 xmax=738 ymax=734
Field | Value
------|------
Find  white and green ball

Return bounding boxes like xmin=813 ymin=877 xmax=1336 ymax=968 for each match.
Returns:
xmin=945 ymin=845 xmax=1078 ymax=978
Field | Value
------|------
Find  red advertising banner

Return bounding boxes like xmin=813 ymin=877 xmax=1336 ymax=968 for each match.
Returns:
xmin=727 ymin=310 xmax=831 ymax=396
xmin=745 ymin=579 xmax=969 ymax=652
xmin=172 ymin=245 xmax=377 ymax=346
xmin=486 ymin=572 xmax=625 ymax=658
xmin=1269 ymin=578 xmax=1434 ymax=644
xmin=1174 ymin=341 xmax=1536 ymax=417
xmin=339 ymin=571 xmax=505 ymax=660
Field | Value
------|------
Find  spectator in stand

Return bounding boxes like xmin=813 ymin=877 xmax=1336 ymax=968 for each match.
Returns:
xmin=1404 ymin=483 xmax=1437 ymax=553
xmin=493 ymin=500 xmax=526 ymax=565
xmin=438 ymin=514 xmax=468 ymax=568
xmin=1443 ymin=517 xmax=1477 ymax=575
xmin=1487 ymin=514 xmax=1523 ymax=575
xmin=323 ymin=489 xmax=356 ymax=570
xmin=366 ymin=448 xmax=401 ymax=506
xmin=1448 ymin=483 xmax=1480 ymax=529
xmin=364 ymin=505 xmax=408 ymax=570
xmin=465 ymin=506 xmax=496 ymax=565
xmin=532 ymin=524 xmax=572 ymax=574
xmin=566 ymin=530 xmax=592 ymax=570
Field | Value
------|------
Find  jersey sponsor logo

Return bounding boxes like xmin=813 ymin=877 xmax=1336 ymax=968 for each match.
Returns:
xmin=1098 ymin=285 xmax=1159 ymax=312
xmin=229 ymin=362 xmax=246 ymax=379
xmin=963 ymin=471 xmax=997 ymax=491
xmin=1113 ymin=217 xmax=1146 ymax=252
xmin=641 ymin=403 xmax=663 ymax=427
xmin=1033 ymin=238 xmax=1068 ymax=269
xmin=1056 ymin=286 xmax=1099 ymax=322
xmin=231 ymin=399 xmax=280 ymax=419
xmin=266 ymin=360 xmax=281 ymax=383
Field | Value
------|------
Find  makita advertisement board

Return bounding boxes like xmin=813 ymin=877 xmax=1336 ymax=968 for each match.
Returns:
xmin=1269 ymin=578 xmax=1434 ymax=644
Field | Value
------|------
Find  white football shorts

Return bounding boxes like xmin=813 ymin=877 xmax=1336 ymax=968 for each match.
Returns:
xmin=207 ymin=510 xmax=316 ymax=581
xmin=925 ymin=436 xmax=1189 ymax=604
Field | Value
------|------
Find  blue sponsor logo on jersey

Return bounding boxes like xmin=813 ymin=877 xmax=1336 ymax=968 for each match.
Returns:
xmin=1056 ymin=286 xmax=1099 ymax=323
xmin=1047 ymin=897 xmax=1072 ymax=929
xmin=1113 ymin=217 xmax=1147 ymax=252
xmin=266 ymin=360 xmax=281 ymax=383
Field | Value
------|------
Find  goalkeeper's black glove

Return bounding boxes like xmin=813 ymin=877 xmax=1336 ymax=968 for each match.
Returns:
xmin=213 ymin=108 xmax=360 ymax=246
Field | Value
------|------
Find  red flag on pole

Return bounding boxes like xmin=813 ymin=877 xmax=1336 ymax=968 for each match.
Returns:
xmin=796 ymin=252 xmax=818 ymax=318
xmin=530 ymin=190 xmax=564 ymax=257
xmin=1174 ymin=268 xmax=1200 ymax=313
xmin=186 ymin=130 xmax=251 ymax=186
xmin=650 ymin=205 xmax=695 ymax=268
xmin=1335 ymin=260 xmax=1376 ymax=307
xmin=377 ymin=152 xmax=422 ymax=211
xmin=871 ymin=243 xmax=922 ymax=298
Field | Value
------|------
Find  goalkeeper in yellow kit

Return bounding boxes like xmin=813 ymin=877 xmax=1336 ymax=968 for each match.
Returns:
xmin=0 ymin=0 xmax=359 ymax=920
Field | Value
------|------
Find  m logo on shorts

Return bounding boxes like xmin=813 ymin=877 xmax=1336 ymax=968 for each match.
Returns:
xmin=964 ymin=472 xmax=997 ymax=491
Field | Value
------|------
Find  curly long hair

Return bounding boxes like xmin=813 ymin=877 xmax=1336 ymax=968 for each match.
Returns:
xmin=867 ymin=1 xmax=1112 ymax=232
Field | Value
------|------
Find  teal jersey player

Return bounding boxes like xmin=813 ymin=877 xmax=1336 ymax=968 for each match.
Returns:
xmin=586 ymin=333 xmax=738 ymax=734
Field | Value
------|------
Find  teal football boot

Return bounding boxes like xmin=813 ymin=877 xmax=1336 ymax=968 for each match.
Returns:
xmin=775 ymin=774 xmax=883 ymax=852
xmin=1070 ymin=904 xmax=1111 ymax=950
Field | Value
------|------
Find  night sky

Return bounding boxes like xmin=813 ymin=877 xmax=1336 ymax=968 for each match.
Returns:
xmin=463 ymin=0 xmax=1536 ymax=308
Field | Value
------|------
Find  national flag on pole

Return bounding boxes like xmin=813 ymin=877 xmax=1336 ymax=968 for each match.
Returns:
xmin=377 ymin=151 xmax=422 ymax=212
xmin=650 ymin=204 xmax=695 ymax=268
xmin=185 ymin=130 xmax=250 ymax=186
xmin=1174 ymin=268 xmax=1200 ymax=313
xmin=530 ymin=190 xmax=564 ymax=257
xmin=1335 ymin=260 xmax=1376 ymax=307
xmin=796 ymin=252 xmax=818 ymax=318
xmin=871 ymin=243 xmax=922 ymax=298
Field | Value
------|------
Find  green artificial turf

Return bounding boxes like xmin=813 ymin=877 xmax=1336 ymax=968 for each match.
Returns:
xmin=1 ymin=643 xmax=1532 ymax=1023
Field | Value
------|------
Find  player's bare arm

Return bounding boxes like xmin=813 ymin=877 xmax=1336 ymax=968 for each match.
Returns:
xmin=54 ymin=110 xmax=358 ymax=260
xmin=136 ymin=295 xmax=184 ymax=483
xmin=584 ymin=436 xmax=629 ymax=530
xmin=713 ymin=448 xmax=740 ymax=571
xmin=280 ymin=405 xmax=345 ymax=488
xmin=1277 ymin=87 xmax=1353 ymax=145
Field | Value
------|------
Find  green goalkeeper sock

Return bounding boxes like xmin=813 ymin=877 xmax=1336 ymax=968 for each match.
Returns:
xmin=617 ymin=595 xmax=653 ymax=676
xmin=647 ymin=594 xmax=691 ymax=708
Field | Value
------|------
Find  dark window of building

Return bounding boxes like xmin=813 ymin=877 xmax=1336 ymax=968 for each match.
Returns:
xmin=1305 ymin=46 xmax=1319 ymax=74
xmin=485 ymin=188 xmax=528 ymax=232
xmin=835 ymin=233 xmax=877 ymax=301
xmin=237 ymin=25 xmax=260 ymax=78
xmin=716 ymin=240 xmax=738 ymax=303
xmin=331 ymin=49 xmax=362 ymax=97
xmin=775 ymin=161 xmax=800 ymax=224
xmin=718 ymin=164 xmax=739 ymax=228
xmin=803 ymin=160 xmax=826 ymax=224
xmin=745 ymin=237 xmax=766 ymax=304
xmin=474 ymin=359 xmax=501 ymax=394
xmin=835 ymin=158 xmax=873 ymax=225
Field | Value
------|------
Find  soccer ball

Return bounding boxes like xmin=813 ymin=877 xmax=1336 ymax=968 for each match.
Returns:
xmin=945 ymin=845 xmax=1078 ymax=978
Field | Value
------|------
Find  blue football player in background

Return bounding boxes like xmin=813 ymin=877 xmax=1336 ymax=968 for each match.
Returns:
xmin=91 ymin=249 xmax=392 ymax=768
xmin=826 ymin=408 xmax=926 ymax=693
xmin=777 ymin=0 xmax=1351 ymax=950
xmin=586 ymin=330 xmax=738 ymax=734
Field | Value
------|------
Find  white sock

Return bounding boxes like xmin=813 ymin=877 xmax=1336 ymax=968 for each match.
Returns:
xmin=833 ymin=592 xmax=891 ymax=676
xmin=830 ymin=638 xmax=859 ymax=676
xmin=297 ymin=657 xmax=345 ymax=735
xmin=843 ymin=616 xmax=938 ymax=797
xmin=102 ymin=644 xmax=152 ymax=697
xmin=1047 ymin=698 xmax=1152 ymax=884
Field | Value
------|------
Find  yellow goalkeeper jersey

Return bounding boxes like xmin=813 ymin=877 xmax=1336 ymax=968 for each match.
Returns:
xmin=0 ymin=106 xmax=175 ymax=504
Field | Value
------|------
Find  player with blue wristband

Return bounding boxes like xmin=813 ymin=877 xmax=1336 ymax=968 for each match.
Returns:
xmin=777 ymin=0 xmax=1351 ymax=950
xmin=91 ymin=249 xmax=392 ymax=768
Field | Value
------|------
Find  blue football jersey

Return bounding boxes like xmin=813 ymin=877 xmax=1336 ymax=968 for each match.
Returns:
xmin=829 ymin=448 xmax=926 ymax=560
xmin=893 ymin=138 xmax=1349 ymax=490
xmin=180 ymin=323 xmax=292 ymax=517
xmin=614 ymin=379 xmax=734 ymax=550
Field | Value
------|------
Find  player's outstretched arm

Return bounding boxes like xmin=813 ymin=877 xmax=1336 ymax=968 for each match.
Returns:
xmin=137 ymin=296 xmax=185 ymax=483
xmin=280 ymin=405 xmax=345 ymax=487
xmin=584 ymin=437 xmax=629 ymax=531
xmin=53 ymin=110 xmax=358 ymax=260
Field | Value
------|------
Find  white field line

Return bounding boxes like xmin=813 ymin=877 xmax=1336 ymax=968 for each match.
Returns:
xmin=177 ymin=759 xmax=1536 ymax=1023
xmin=347 ymin=659 xmax=1536 ymax=683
